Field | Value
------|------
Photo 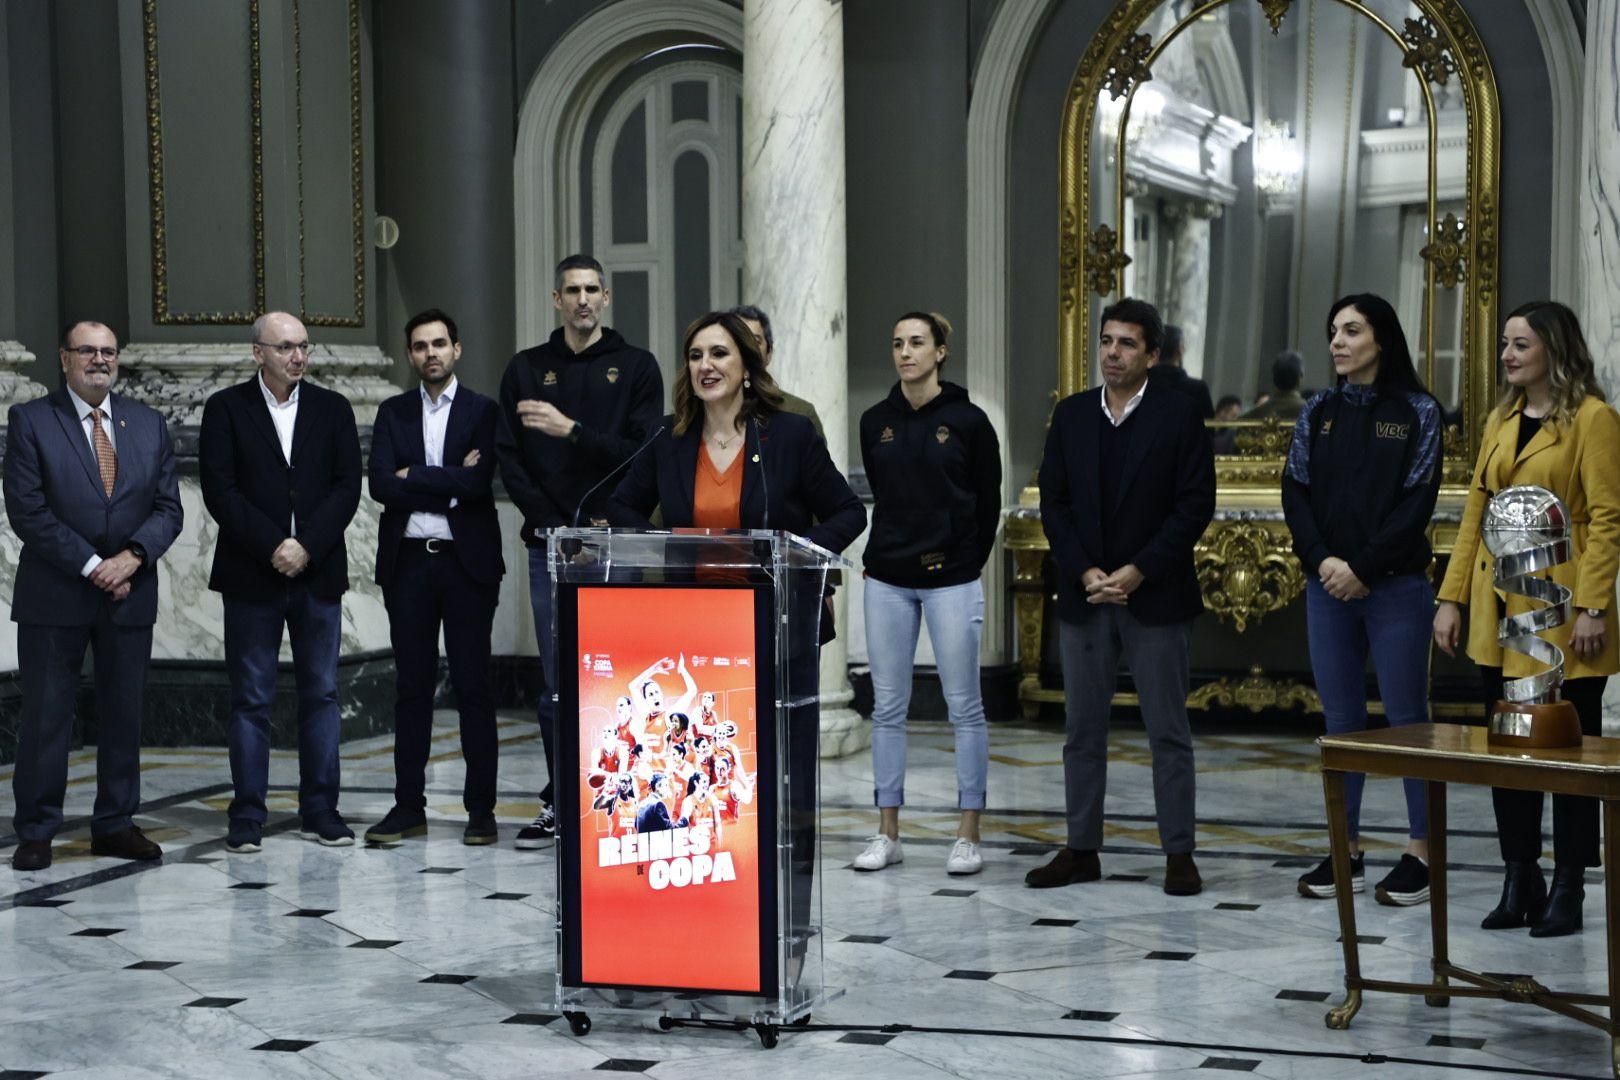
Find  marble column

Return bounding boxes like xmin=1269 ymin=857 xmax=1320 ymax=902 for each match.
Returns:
xmin=1578 ymin=0 xmax=1620 ymax=731
xmin=1160 ymin=199 xmax=1221 ymax=378
xmin=741 ymin=0 xmax=865 ymax=758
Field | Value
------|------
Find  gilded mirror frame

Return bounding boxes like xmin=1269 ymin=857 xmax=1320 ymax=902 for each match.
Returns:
xmin=1058 ymin=0 xmax=1500 ymax=490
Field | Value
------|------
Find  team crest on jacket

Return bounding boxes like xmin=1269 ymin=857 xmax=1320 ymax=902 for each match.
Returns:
xmin=606 ymin=366 xmax=620 ymax=383
xmin=1374 ymin=421 xmax=1410 ymax=439
xmin=543 ymin=370 xmax=558 ymax=386
xmin=880 ymin=426 xmax=894 ymax=443
xmin=1320 ymin=419 xmax=1332 ymax=435
xmin=935 ymin=425 xmax=951 ymax=444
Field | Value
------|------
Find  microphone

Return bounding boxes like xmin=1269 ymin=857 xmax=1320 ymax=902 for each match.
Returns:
xmin=754 ymin=416 xmax=770 ymax=533
xmin=572 ymin=424 xmax=666 ymax=528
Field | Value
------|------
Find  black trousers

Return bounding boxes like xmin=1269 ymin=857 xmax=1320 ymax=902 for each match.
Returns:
xmin=1479 ymin=666 xmax=1610 ymax=867
xmin=11 ymin=610 xmax=152 ymax=842
xmin=383 ymin=541 xmax=500 ymax=817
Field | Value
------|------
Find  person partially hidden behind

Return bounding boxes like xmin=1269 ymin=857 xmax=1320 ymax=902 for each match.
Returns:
xmin=1030 ymin=298 xmax=1216 ymax=896
xmin=5 ymin=321 xmax=183 ymax=871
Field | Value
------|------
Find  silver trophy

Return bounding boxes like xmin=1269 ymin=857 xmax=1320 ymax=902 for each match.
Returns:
xmin=1481 ymin=485 xmax=1581 ymax=747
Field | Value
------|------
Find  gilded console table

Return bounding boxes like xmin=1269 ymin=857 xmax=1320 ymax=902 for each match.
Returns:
xmin=1005 ymin=486 xmax=1465 ymax=719
xmin=1319 ymin=724 xmax=1620 ymax=1076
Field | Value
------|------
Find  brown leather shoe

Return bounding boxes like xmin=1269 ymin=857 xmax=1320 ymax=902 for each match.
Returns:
xmin=1024 ymin=847 xmax=1101 ymax=888
xmin=1164 ymin=852 xmax=1202 ymax=896
xmin=90 ymin=826 xmax=162 ymax=862
xmin=11 ymin=839 xmax=51 ymax=871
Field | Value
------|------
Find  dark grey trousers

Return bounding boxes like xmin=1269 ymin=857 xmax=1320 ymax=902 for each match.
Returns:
xmin=1058 ymin=605 xmax=1196 ymax=854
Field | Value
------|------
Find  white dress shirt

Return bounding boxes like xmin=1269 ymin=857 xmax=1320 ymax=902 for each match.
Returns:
xmin=68 ymin=387 xmax=117 ymax=578
xmin=260 ymin=373 xmax=299 ymax=535
xmin=1101 ymin=380 xmax=1148 ymax=428
xmin=404 ymin=377 xmax=458 ymax=541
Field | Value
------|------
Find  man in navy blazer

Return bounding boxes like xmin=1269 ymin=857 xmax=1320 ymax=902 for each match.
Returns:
xmin=1030 ymin=298 xmax=1215 ymax=897
xmin=363 ymin=309 xmax=505 ymax=847
xmin=199 ymin=311 xmax=362 ymax=853
xmin=4 ymin=321 xmax=183 ymax=871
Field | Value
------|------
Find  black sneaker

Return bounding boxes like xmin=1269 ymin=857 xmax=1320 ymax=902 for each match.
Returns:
xmin=514 ymin=802 xmax=556 ymax=849
xmin=299 ymin=813 xmax=356 ymax=847
xmin=463 ymin=814 xmax=498 ymax=846
xmin=1297 ymin=852 xmax=1364 ymax=898
xmin=365 ymin=806 xmax=428 ymax=844
xmin=224 ymin=820 xmax=263 ymax=854
xmin=1375 ymin=854 xmax=1431 ymax=907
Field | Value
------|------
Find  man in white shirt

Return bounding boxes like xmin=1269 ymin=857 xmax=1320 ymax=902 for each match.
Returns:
xmin=364 ymin=309 xmax=505 ymax=846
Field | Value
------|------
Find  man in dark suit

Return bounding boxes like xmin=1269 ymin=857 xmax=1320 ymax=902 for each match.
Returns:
xmin=1030 ymin=298 xmax=1215 ymax=896
xmin=363 ymin=309 xmax=505 ymax=847
xmin=1146 ymin=324 xmax=1215 ymax=419
xmin=199 ymin=311 xmax=362 ymax=853
xmin=5 ymin=320 xmax=183 ymax=871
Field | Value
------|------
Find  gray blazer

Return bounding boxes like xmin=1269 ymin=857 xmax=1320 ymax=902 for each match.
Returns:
xmin=4 ymin=388 xmax=183 ymax=627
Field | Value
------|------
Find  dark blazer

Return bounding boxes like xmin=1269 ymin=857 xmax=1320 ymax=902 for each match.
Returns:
xmin=606 ymin=411 xmax=866 ymax=555
xmin=1038 ymin=385 xmax=1215 ymax=626
xmin=199 ymin=377 xmax=362 ymax=600
xmin=1147 ymin=363 xmax=1215 ymax=420
xmin=368 ymin=385 xmax=505 ymax=588
xmin=4 ymin=389 xmax=183 ymax=626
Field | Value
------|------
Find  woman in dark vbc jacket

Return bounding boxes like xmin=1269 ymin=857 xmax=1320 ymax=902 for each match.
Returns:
xmin=1282 ymin=293 xmax=1442 ymax=908
xmin=853 ymin=312 xmax=1001 ymax=877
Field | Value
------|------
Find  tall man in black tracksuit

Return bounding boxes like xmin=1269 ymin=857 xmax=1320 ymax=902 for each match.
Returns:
xmin=1030 ymin=298 xmax=1215 ymax=897
xmin=496 ymin=254 xmax=663 ymax=848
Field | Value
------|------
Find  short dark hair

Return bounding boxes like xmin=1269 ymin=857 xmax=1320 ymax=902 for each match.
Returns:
xmin=1160 ymin=324 xmax=1184 ymax=366
xmin=1216 ymin=393 xmax=1243 ymax=413
xmin=554 ymin=253 xmax=606 ymax=291
xmin=404 ymin=308 xmax=458 ymax=349
xmin=729 ymin=304 xmax=773 ymax=352
xmin=1271 ymin=350 xmax=1303 ymax=392
xmin=60 ymin=320 xmax=115 ymax=350
xmin=1098 ymin=298 xmax=1164 ymax=355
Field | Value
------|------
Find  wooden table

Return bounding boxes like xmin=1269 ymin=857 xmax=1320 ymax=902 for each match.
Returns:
xmin=1319 ymin=723 xmax=1620 ymax=1075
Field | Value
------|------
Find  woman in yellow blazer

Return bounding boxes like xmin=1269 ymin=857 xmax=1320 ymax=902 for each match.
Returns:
xmin=1434 ymin=300 xmax=1620 ymax=938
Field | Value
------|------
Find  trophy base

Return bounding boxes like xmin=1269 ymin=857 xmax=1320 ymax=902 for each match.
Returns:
xmin=1488 ymin=700 xmax=1582 ymax=749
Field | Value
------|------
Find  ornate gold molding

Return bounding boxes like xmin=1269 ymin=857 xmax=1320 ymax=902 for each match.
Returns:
xmin=1188 ymin=666 xmax=1323 ymax=713
xmin=300 ymin=0 xmax=367 ymax=328
xmin=1193 ymin=521 xmax=1306 ymax=633
xmin=1103 ymin=32 xmax=1155 ymax=100
xmin=1085 ymin=224 xmax=1132 ymax=299
xmin=1420 ymin=211 xmax=1467 ymax=288
xmin=1400 ymin=15 xmax=1458 ymax=87
xmin=144 ymin=0 xmax=266 ymax=324
xmin=1258 ymin=0 xmax=1293 ymax=35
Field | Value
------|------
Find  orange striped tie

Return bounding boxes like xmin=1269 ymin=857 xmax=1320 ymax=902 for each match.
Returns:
xmin=90 ymin=408 xmax=116 ymax=496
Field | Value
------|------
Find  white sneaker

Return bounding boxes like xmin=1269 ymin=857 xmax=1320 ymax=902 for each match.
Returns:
xmin=945 ymin=838 xmax=983 ymax=876
xmin=852 ymin=834 xmax=903 ymax=871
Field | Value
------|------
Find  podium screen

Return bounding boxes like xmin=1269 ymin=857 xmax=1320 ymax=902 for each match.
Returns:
xmin=557 ymin=582 xmax=776 ymax=995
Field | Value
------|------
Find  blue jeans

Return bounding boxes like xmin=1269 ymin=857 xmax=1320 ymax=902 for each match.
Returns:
xmin=865 ymin=576 xmax=988 ymax=810
xmin=223 ymin=585 xmax=343 ymax=826
xmin=528 ymin=546 xmax=559 ymax=805
xmin=1306 ymin=573 xmax=1432 ymax=841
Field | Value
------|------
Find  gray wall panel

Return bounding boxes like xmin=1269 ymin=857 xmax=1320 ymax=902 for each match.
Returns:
xmin=7 ymin=0 xmax=62 ymax=367
xmin=298 ymin=0 xmax=364 ymax=323
xmin=0 ymin=4 xmax=15 ymax=340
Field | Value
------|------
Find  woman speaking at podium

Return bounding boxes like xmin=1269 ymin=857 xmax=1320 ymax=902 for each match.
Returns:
xmin=1434 ymin=300 xmax=1620 ymax=938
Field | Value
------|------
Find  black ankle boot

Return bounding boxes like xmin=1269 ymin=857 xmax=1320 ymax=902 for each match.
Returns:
xmin=1529 ymin=864 xmax=1585 ymax=938
xmin=1480 ymin=860 xmax=1546 ymax=930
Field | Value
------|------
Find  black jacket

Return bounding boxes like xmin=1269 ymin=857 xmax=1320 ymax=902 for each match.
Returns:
xmin=606 ymin=411 xmax=866 ymax=556
xmin=859 ymin=381 xmax=1001 ymax=588
xmin=1147 ymin=363 xmax=1215 ymax=420
xmin=369 ymin=384 xmax=506 ymax=589
xmin=495 ymin=327 xmax=663 ymax=542
xmin=1281 ymin=384 xmax=1442 ymax=582
xmin=1038 ymin=384 xmax=1215 ymax=626
xmin=199 ymin=377 xmax=362 ymax=600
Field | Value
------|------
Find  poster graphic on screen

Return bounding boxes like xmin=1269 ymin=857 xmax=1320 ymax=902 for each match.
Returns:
xmin=573 ymin=585 xmax=763 ymax=993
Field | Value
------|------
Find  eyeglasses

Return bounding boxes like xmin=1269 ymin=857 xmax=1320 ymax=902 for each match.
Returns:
xmin=254 ymin=341 xmax=314 ymax=357
xmin=67 ymin=346 xmax=119 ymax=360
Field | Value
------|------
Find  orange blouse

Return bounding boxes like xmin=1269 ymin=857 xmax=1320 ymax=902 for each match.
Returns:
xmin=692 ymin=442 xmax=743 ymax=529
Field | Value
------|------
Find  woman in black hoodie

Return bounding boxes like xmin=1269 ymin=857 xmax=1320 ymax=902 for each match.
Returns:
xmin=853 ymin=312 xmax=1002 ymax=876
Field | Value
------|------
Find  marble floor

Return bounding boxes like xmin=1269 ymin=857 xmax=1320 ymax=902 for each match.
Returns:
xmin=3 ymin=712 xmax=1617 ymax=1079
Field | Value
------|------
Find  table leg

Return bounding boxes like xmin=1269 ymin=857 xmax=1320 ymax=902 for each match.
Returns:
xmin=1425 ymin=780 xmax=1449 ymax=1007
xmin=1323 ymin=768 xmax=1363 ymax=1029
xmin=1604 ymin=798 xmax=1620 ymax=1077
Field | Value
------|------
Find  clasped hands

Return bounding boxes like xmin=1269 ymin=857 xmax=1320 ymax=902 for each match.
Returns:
xmin=395 ymin=447 xmax=481 ymax=479
xmin=1318 ymin=556 xmax=1368 ymax=601
xmin=88 ymin=550 xmax=140 ymax=601
xmin=1083 ymin=564 xmax=1143 ymax=605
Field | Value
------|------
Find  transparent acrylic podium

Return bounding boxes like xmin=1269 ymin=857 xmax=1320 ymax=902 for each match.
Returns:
xmin=538 ymin=528 xmax=849 ymax=1047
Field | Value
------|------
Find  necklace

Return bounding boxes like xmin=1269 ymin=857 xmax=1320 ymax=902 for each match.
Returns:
xmin=707 ymin=430 xmax=738 ymax=451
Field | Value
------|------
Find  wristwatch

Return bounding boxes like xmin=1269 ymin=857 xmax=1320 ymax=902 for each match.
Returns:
xmin=1587 ymin=608 xmax=1604 ymax=619
xmin=128 ymin=543 xmax=147 ymax=565
xmin=567 ymin=421 xmax=582 ymax=444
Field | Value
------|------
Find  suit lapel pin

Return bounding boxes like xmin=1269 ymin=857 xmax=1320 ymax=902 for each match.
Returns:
xmin=752 ymin=454 xmax=760 ymax=463
xmin=119 ymin=419 xmax=126 ymax=428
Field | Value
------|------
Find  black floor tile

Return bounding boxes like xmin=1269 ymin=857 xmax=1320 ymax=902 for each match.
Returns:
xmin=1032 ymin=917 xmax=1078 ymax=927
xmin=421 ymin=973 xmax=477 ymax=984
xmin=1335 ymin=933 xmax=1384 ymax=945
xmin=503 ymin=1013 xmax=560 ymax=1025
xmin=1272 ymin=857 xmax=1318 ymax=868
xmin=230 ymin=882 xmax=275 ymax=890
xmin=1145 ymin=951 xmax=1195 ymax=961
xmin=0 ymin=1070 xmax=52 ymax=1079
xmin=944 ymin=969 xmax=996 ymax=980
xmin=839 ymin=1032 xmax=896 ymax=1046
xmin=71 ymin=927 xmax=123 ymax=937
xmin=18 ymin=899 xmax=71 ymax=907
xmin=185 ymin=997 xmax=245 ymax=1008
xmin=1200 ymin=1057 xmax=1260 ymax=1071
xmin=933 ymin=888 xmax=976 ymax=897
xmin=1275 ymin=989 xmax=1330 ymax=1002
xmin=253 ymin=1039 xmax=317 ymax=1052
xmin=1106 ymin=873 xmax=1148 ymax=882
xmin=594 ymin=1061 xmax=658 ymax=1072
xmin=125 ymin=960 xmax=181 ymax=971
xmin=285 ymin=909 xmax=334 ymax=918
xmin=485 ymin=892 xmax=530 ymax=900
xmin=1428 ymin=1035 xmax=1485 ymax=1050
xmin=348 ymin=939 xmax=402 ymax=949
xmin=1063 ymin=1009 xmax=1119 ymax=1021
xmin=1215 ymin=902 xmax=1260 ymax=911
xmin=1009 ymin=845 xmax=1050 ymax=856
xmin=419 ymin=867 xmax=463 ymax=874
xmin=841 ymin=934 xmax=890 ymax=944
